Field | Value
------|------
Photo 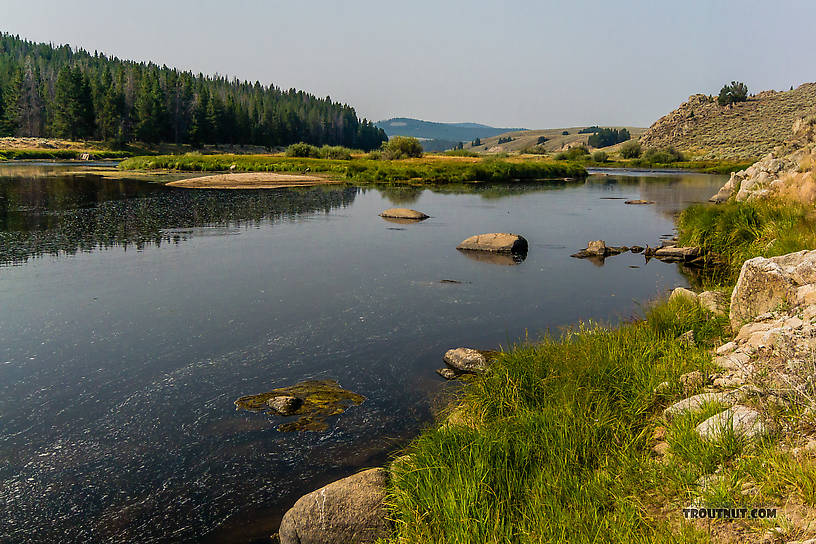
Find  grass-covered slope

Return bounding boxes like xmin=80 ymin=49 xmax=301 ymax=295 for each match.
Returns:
xmin=640 ymin=84 xmax=816 ymax=160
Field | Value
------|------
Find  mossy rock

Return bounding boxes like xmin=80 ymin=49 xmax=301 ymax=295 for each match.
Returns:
xmin=234 ymin=379 xmax=365 ymax=432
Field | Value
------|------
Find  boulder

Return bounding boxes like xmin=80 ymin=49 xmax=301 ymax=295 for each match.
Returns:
xmin=379 ymin=208 xmax=429 ymax=220
xmin=695 ymin=405 xmax=769 ymax=442
xmin=457 ymin=233 xmax=527 ymax=254
xmin=571 ymin=240 xmax=627 ymax=259
xmin=267 ymin=395 xmax=302 ymax=416
xmin=663 ymin=390 xmax=743 ymax=420
xmin=278 ymin=468 xmax=391 ymax=544
xmin=669 ymin=287 xmax=698 ymax=305
xmin=443 ymin=348 xmax=489 ymax=373
xmin=728 ymin=252 xmax=816 ymax=330
xmin=698 ymin=291 xmax=728 ymax=316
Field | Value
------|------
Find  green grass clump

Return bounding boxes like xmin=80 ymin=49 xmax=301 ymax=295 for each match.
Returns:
xmin=388 ymin=297 xmax=728 ymax=543
xmin=119 ymin=154 xmax=587 ymax=185
xmin=678 ymin=199 xmax=816 ymax=283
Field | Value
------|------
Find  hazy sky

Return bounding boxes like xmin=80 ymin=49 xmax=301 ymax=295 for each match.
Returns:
xmin=2 ymin=0 xmax=814 ymax=128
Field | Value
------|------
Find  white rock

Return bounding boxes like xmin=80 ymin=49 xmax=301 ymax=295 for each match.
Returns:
xmin=695 ymin=405 xmax=768 ymax=442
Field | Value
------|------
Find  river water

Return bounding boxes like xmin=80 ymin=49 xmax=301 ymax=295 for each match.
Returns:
xmin=0 ymin=163 xmax=725 ymax=543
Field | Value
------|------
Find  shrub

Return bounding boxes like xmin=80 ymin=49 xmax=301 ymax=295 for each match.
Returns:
xmin=592 ymin=151 xmax=608 ymax=163
xmin=561 ymin=130 xmax=569 ymax=136
xmin=619 ymin=140 xmax=642 ymax=159
xmin=318 ymin=145 xmax=353 ymax=160
xmin=367 ymin=150 xmax=382 ymax=160
xmin=643 ymin=146 xmax=685 ymax=164
xmin=522 ymin=145 xmax=548 ymax=155
xmin=717 ymin=81 xmax=749 ymax=106
xmin=537 ymin=136 xmax=549 ymax=145
xmin=555 ymin=146 xmax=589 ymax=161
xmin=382 ymin=136 xmax=424 ymax=160
xmin=444 ymin=149 xmax=479 ymax=157
xmin=286 ymin=142 xmax=320 ymax=158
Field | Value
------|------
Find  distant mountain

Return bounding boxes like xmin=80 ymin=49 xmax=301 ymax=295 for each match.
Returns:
xmin=376 ymin=118 xmax=526 ymax=144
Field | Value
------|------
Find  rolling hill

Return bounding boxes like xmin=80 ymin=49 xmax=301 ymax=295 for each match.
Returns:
xmin=639 ymin=83 xmax=816 ymax=160
xmin=464 ymin=126 xmax=647 ymax=154
xmin=376 ymin=118 xmax=525 ymax=146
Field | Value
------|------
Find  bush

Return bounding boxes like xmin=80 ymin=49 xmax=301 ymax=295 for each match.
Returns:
xmin=444 ymin=149 xmax=479 ymax=157
xmin=382 ymin=136 xmax=424 ymax=160
xmin=555 ymin=146 xmax=589 ymax=161
xmin=286 ymin=142 xmax=320 ymax=158
xmin=619 ymin=140 xmax=642 ymax=159
xmin=561 ymin=130 xmax=569 ymax=136
xmin=717 ymin=81 xmax=749 ymax=106
xmin=592 ymin=151 xmax=608 ymax=163
xmin=522 ymin=145 xmax=548 ymax=155
xmin=537 ymin=136 xmax=549 ymax=145
xmin=643 ymin=146 xmax=685 ymax=164
xmin=318 ymin=146 xmax=353 ymax=160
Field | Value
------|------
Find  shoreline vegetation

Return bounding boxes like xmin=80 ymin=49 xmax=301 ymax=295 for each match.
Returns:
xmin=118 ymin=154 xmax=588 ymax=186
xmin=376 ymin=192 xmax=816 ymax=542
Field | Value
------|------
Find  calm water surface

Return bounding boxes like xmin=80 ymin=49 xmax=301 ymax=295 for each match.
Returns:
xmin=0 ymin=164 xmax=726 ymax=543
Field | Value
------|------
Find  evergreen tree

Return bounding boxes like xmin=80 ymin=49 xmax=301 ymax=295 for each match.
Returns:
xmin=52 ymin=66 xmax=95 ymax=139
xmin=0 ymin=68 xmax=22 ymax=136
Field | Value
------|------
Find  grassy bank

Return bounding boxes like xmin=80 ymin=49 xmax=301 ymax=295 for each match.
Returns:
xmin=389 ymin=298 xmax=731 ymax=543
xmin=678 ymin=199 xmax=816 ymax=284
xmin=118 ymin=154 xmax=587 ymax=185
xmin=0 ymin=148 xmax=131 ymax=161
xmin=578 ymin=158 xmax=754 ymax=174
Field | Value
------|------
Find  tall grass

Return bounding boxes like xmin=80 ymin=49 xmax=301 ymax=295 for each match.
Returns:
xmin=118 ymin=154 xmax=587 ymax=185
xmin=678 ymin=199 xmax=816 ymax=283
xmin=388 ymin=298 xmax=728 ymax=543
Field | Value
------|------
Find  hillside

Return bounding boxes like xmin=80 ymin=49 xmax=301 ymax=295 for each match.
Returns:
xmin=0 ymin=33 xmax=386 ymax=149
xmin=640 ymin=83 xmax=816 ymax=160
xmin=376 ymin=118 xmax=524 ymax=143
xmin=465 ymin=126 xmax=647 ymax=153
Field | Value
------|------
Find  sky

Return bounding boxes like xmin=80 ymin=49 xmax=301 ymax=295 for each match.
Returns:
xmin=2 ymin=0 xmax=814 ymax=129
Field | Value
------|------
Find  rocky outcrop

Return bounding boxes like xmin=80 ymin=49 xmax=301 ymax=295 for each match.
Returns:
xmin=443 ymin=348 xmax=489 ymax=373
xmin=729 ymin=250 xmax=816 ymax=330
xmin=379 ymin=208 xmax=429 ymax=220
xmin=710 ymin=116 xmax=816 ymax=203
xmin=278 ymin=468 xmax=391 ymax=544
xmin=640 ymin=84 xmax=816 ymax=160
xmin=457 ymin=233 xmax=528 ymax=254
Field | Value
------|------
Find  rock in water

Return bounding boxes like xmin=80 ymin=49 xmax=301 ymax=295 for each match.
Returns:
xmin=277 ymin=468 xmax=391 ymax=544
xmin=456 ymin=233 xmax=528 ymax=254
xmin=379 ymin=208 xmax=429 ymax=220
xmin=443 ymin=348 xmax=489 ymax=373
xmin=653 ymin=246 xmax=701 ymax=261
xmin=436 ymin=368 xmax=460 ymax=380
xmin=624 ymin=199 xmax=655 ymax=205
xmin=571 ymin=240 xmax=627 ymax=259
xmin=267 ymin=395 xmax=302 ymax=415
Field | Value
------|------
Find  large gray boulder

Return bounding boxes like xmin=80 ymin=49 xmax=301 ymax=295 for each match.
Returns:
xmin=443 ymin=347 xmax=489 ymax=373
xmin=278 ymin=468 xmax=391 ymax=544
xmin=729 ymin=250 xmax=816 ymax=330
xmin=457 ymin=233 xmax=528 ymax=254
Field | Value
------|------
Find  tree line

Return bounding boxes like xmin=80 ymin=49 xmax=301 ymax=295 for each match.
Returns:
xmin=0 ymin=33 xmax=387 ymax=149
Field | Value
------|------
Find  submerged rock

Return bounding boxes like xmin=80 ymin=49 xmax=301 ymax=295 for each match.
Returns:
xmin=457 ymin=233 xmax=528 ymax=254
xmin=379 ymin=208 xmax=429 ymax=220
xmin=267 ymin=395 xmax=302 ymax=416
xmin=277 ymin=468 xmax=391 ymax=544
xmin=436 ymin=367 xmax=460 ymax=380
xmin=457 ymin=249 xmax=526 ymax=265
xmin=234 ymin=379 xmax=365 ymax=432
xmin=624 ymin=199 xmax=655 ymax=205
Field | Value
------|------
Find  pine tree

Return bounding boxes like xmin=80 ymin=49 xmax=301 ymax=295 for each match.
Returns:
xmin=52 ymin=66 xmax=95 ymax=139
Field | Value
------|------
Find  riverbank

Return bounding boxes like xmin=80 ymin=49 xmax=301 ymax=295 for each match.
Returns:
xmin=118 ymin=154 xmax=587 ymax=186
xmin=271 ymin=142 xmax=816 ymax=542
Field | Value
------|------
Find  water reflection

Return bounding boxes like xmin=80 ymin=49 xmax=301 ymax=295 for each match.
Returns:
xmin=0 ymin=172 xmax=358 ymax=265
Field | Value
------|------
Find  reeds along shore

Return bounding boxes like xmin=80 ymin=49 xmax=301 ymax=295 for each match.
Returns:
xmin=119 ymin=154 xmax=588 ymax=185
